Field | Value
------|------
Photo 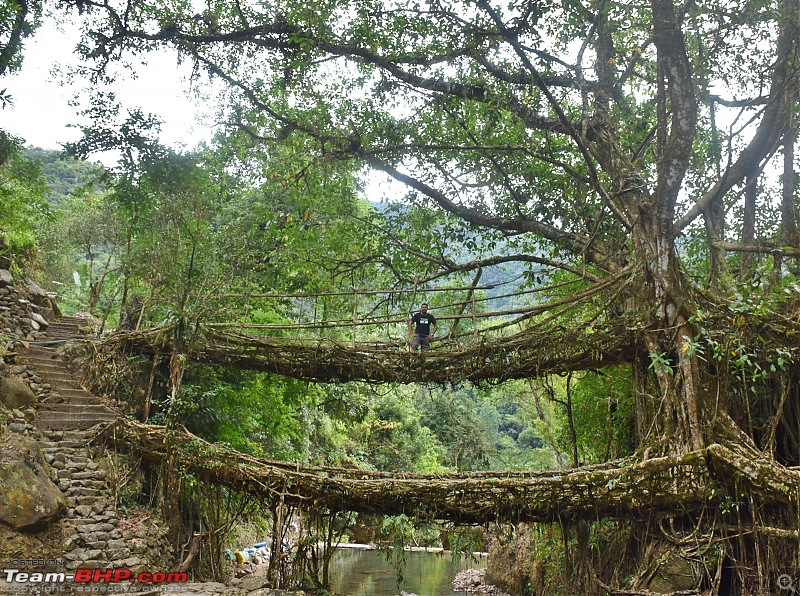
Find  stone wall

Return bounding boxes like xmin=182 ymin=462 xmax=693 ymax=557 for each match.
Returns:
xmin=0 ymin=269 xmax=56 ymax=342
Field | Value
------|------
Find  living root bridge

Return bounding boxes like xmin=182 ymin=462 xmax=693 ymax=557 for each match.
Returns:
xmin=95 ymin=418 xmax=800 ymax=524
xmin=102 ymin=320 xmax=636 ymax=384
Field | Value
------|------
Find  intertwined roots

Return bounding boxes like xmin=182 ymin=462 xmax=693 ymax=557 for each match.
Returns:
xmin=95 ymin=417 xmax=800 ymax=526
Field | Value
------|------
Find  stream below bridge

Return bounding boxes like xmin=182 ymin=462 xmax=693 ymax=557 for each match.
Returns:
xmin=328 ymin=546 xmax=487 ymax=595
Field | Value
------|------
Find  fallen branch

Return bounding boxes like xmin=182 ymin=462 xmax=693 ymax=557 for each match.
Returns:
xmin=176 ymin=533 xmax=203 ymax=573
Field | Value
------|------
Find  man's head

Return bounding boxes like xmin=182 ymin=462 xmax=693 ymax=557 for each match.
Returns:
xmin=420 ymin=303 xmax=428 ymax=313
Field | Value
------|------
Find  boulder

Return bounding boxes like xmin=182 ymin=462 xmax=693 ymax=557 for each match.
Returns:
xmin=239 ymin=576 xmax=270 ymax=592
xmin=0 ymin=436 xmax=66 ymax=530
xmin=30 ymin=312 xmax=49 ymax=329
xmin=38 ymin=306 xmax=57 ymax=322
xmin=0 ymin=269 xmax=12 ymax=287
xmin=647 ymin=554 xmax=700 ymax=593
xmin=0 ymin=377 xmax=37 ymax=409
xmin=22 ymin=278 xmax=50 ymax=307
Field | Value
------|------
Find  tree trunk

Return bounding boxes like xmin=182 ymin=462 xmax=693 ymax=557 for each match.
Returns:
xmin=740 ymin=173 xmax=758 ymax=281
xmin=777 ymin=108 xmax=798 ymax=278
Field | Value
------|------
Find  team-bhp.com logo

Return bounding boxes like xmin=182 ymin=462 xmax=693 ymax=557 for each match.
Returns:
xmin=4 ymin=568 xmax=188 ymax=585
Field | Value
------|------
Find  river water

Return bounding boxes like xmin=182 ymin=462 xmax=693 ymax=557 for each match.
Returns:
xmin=328 ymin=547 xmax=486 ymax=595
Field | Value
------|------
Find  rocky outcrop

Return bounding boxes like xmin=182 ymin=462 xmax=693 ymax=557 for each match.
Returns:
xmin=0 ymin=434 xmax=66 ymax=530
xmin=0 ymin=375 xmax=37 ymax=409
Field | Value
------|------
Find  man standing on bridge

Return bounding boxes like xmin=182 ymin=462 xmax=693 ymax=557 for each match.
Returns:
xmin=408 ymin=303 xmax=437 ymax=352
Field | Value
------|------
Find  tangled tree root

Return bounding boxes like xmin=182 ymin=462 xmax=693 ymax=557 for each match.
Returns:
xmin=98 ymin=321 xmax=637 ymax=384
xmin=94 ymin=418 xmax=800 ymax=526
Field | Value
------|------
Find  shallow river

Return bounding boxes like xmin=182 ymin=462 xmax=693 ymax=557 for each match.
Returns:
xmin=328 ymin=547 xmax=486 ymax=596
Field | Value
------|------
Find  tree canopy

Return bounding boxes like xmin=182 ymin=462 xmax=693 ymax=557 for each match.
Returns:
xmin=68 ymin=0 xmax=800 ymax=447
xmin=6 ymin=0 xmax=800 ymax=592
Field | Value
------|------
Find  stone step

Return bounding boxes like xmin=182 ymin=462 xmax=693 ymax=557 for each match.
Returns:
xmin=40 ymin=403 xmax=114 ymax=415
xmin=26 ymin=360 xmax=66 ymax=369
xmin=51 ymin=384 xmax=90 ymax=393
xmin=65 ymin=488 xmax=106 ymax=498
xmin=56 ymin=316 xmax=91 ymax=324
xmin=43 ymin=384 xmax=85 ymax=395
xmin=40 ymin=441 xmax=87 ymax=450
xmin=37 ymin=413 xmax=118 ymax=431
xmin=59 ymin=453 xmax=90 ymax=463
xmin=48 ymin=321 xmax=83 ymax=327
xmin=70 ymin=496 xmax=108 ymax=507
xmin=21 ymin=350 xmax=59 ymax=361
xmin=32 ymin=371 xmax=70 ymax=383
xmin=58 ymin=473 xmax=107 ymax=484
xmin=69 ymin=480 xmax=108 ymax=490
xmin=21 ymin=360 xmax=64 ymax=371
xmin=48 ymin=383 xmax=90 ymax=394
xmin=50 ymin=395 xmax=94 ymax=405
xmin=44 ymin=331 xmax=84 ymax=339
xmin=39 ymin=403 xmax=119 ymax=416
xmin=40 ymin=382 xmax=84 ymax=394
xmin=37 ymin=366 xmax=78 ymax=381
xmin=42 ymin=394 xmax=98 ymax=405
xmin=22 ymin=345 xmax=60 ymax=354
xmin=44 ymin=429 xmax=97 ymax=439
xmin=36 ymin=371 xmax=80 ymax=383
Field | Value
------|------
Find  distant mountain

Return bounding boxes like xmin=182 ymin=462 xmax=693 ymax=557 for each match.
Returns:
xmin=25 ymin=147 xmax=106 ymax=202
xmin=368 ymin=199 xmax=532 ymax=308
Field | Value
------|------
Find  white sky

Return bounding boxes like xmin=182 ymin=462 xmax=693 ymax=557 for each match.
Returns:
xmin=0 ymin=17 xmax=405 ymax=202
xmin=1 ymin=19 xmax=213 ymax=155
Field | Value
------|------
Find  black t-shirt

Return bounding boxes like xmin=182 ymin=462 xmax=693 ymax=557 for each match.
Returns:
xmin=411 ymin=312 xmax=436 ymax=336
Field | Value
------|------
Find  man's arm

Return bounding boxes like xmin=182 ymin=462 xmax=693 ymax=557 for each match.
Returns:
xmin=408 ymin=316 xmax=415 ymax=335
xmin=430 ymin=320 xmax=438 ymax=338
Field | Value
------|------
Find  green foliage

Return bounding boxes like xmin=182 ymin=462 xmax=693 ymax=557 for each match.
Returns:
xmin=498 ymin=372 xmax=635 ymax=469
xmin=0 ymin=132 xmax=50 ymax=267
xmin=566 ymin=370 xmax=635 ymax=463
xmin=175 ymin=366 xmax=314 ymax=460
xmin=0 ymin=0 xmax=41 ymax=76
xmin=41 ymin=193 xmax=125 ymax=315
xmin=212 ymin=128 xmax=388 ymax=300
xmin=418 ymin=387 xmax=496 ymax=471
xmin=25 ymin=147 xmax=106 ymax=202
xmin=361 ymin=391 xmax=447 ymax=472
xmin=377 ymin=514 xmax=413 ymax=588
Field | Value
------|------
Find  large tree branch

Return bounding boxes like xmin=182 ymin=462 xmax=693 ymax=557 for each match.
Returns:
xmin=0 ymin=0 xmax=30 ymax=77
xmin=476 ymin=0 xmax=633 ymax=232
xmin=675 ymin=7 xmax=800 ymax=233
xmin=651 ymin=0 xmax=697 ymax=211
xmin=364 ymin=157 xmax=613 ymax=270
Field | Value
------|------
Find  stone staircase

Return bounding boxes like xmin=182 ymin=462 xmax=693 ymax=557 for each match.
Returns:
xmin=21 ymin=315 xmax=118 ymax=431
xmin=38 ymin=428 xmax=139 ymax=571
xmin=15 ymin=316 xmax=139 ymax=571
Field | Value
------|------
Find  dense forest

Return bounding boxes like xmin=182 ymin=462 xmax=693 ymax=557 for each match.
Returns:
xmin=4 ymin=0 xmax=800 ymax=594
